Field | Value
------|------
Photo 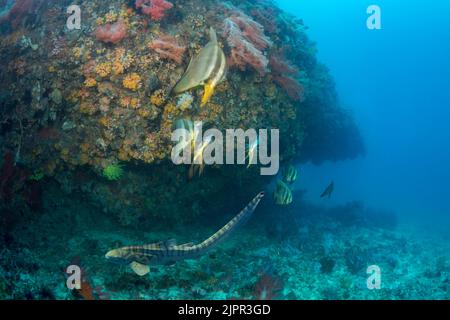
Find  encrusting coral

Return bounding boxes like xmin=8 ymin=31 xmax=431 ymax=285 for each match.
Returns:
xmin=122 ymin=73 xmax=142 ymax=91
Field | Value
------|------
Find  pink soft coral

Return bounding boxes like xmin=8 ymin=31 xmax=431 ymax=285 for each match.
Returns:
xmin=269 ymin=53 xmax=298 ymax=76
xmin=135 ymin=0 xmax=173 ymax=21
xmin=254 ymin=273 xmax=283 ymax=300
xmin=223 ymin=12 xmax=272 ymax=75
xmin=250 ymin=7 xmax=279 ymax=35
xmin=227 ymin=15 xmax=272 ymax=51
xmin=272 ymin=75 xmax=304 ymax=102
xmin=95 ymin=19 xmax=128 ymax=44
xmin=269 ymin=52 xmax=304 ymax=102
xmin=148 ymin=34 xmax=186 ymax=64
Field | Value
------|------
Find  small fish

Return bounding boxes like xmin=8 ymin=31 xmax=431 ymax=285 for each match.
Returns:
xmin=105 ymin=192 xmax=265 ymax=276
xmin=273 ymin=180 xmax=293 ymax=206
xmin=246 ymin=139 xmax=259 ymax=168
xmin=173 ymin=118 xmax=194 ymax=134
xmin=282 ymin=165 xmax=298 ymax=184
xmin=174 ymin=118 xmax=195 ymax=147
xmin=173 ymin=27 xmax=227 ymax=107
xmin=320 ymin=181 xmax=334 ymax=199
xmin=188 ymin=135 xmax=213 ymax=179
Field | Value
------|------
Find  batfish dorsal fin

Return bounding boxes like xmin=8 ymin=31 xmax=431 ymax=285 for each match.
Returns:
xmin=209 ymin=27 xmax=217 ymax=43
xmin=130 ymin=262 xmax=150 ymax=276
xmin=183 ymin=56 xmax=195 ymax=77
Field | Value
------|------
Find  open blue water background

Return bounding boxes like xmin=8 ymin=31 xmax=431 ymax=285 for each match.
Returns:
xmin=276 ymin=0 xmax=450 ymax=227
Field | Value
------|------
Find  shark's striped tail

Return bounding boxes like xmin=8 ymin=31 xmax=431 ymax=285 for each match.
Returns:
xmin=195 ymin=192 xmax=265 ymax=251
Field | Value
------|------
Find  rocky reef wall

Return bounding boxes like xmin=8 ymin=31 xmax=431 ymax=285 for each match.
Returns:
xmin=0 ymin=0 xmax=364 ymax=228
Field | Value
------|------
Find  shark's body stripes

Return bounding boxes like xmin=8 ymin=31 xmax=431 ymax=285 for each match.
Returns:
xmin=106 ymin=192 xmax=265 ymax=275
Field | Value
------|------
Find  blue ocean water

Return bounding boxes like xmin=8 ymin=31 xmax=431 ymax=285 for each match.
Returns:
xmin=277 ymin=0 xmax=450 ymax=227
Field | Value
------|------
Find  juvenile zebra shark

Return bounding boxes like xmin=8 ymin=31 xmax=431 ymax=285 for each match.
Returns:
xmin=105 ymin=192 xmax=265 ymax=276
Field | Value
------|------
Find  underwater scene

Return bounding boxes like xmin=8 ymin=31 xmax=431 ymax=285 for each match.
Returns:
xmin=0 ymin=0 xmax=449 ymax=301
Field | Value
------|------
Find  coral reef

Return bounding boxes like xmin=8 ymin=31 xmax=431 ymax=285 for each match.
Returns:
xmin=135 ymin=0 xmax=173 ymax=21
xmin=122 ymin=73 xmax=142 ymax=91
xmin=0 ymin=0 xmax=370 ymax=300
xmin=0 ymin=0 xmax=365 ymax=226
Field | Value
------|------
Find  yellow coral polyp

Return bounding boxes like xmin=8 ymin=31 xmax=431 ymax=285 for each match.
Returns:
xmin=80 ymin=142 xmax=91 ymax=153
xmin=115 ymin=47 xmax=126 ymax=59
xmin=105 ymin=11 xmax=118 ymax=23
xmin=95 ymin=62 xmax=112 ymax=78
xmin=118 ymin=148 xmax=131 ymax=161
xmin=150 ymin=89 xmax=165 ymax=107
xmin=96 ymin=48 xmax=106 ymax=55
xmin=137 ymin=108 xmax=151 ymax=118
xmin=99 ymin=116 xmax=111 ymax=127
xmin=112 ymin=60 xmax=124 ymax=75
xmin=72 ymin=47 xmax=82 ymax=59
xmin=120 ymin=96 xmax=132 ymax=108
xmin=79 ymin=153 xmax=90 ymax=165
xmin=121 ymin=6 xmax=134 ymax=19
xmin=163 ymin=102 xmax=178 ymax=118
xmin=79 ymin=102 xmax=96 ymax=115
xmin=123 ymin=73 xmax=142 ymax=91
xmin=130 ymin=98 xmax=140 ymax=109
xmin=84 ymin=78 xmax=97 ymax=88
